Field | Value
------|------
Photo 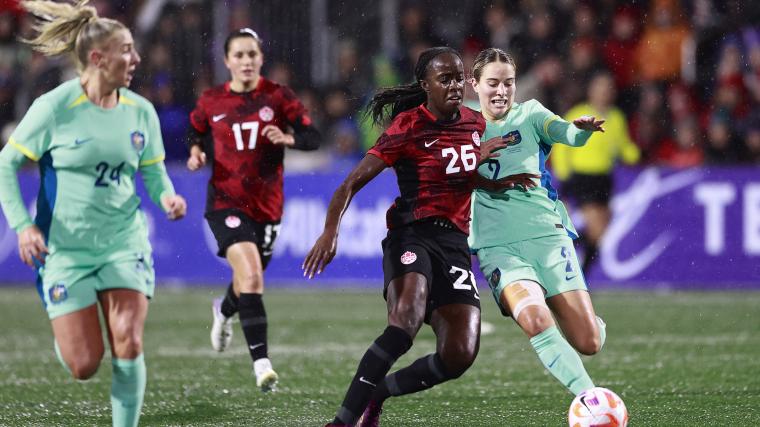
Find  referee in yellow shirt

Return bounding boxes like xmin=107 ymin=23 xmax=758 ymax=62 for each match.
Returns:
xmin=552 ymin=72 xmax=640 ymax=274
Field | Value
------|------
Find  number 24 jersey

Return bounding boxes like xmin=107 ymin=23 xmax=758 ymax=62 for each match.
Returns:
xmin=7 ymin=78 xmax=168 ymax=258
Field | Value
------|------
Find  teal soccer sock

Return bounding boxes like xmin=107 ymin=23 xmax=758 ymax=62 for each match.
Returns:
xmin=54 ymin=340 xmax=71 ymax=374
xmin=597 ymin=316 xmax=607 ymax=351
xmin=530 ymin=326 xmax=594 ymax=395
xmin=111 ymin=354 xmax=146 ymax=427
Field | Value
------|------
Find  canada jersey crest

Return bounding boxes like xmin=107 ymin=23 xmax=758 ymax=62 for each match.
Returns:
xmin=400 ymin=251 xmax=417 ymax=265
xmin=259 ymin=106 xmax=274 ymax=122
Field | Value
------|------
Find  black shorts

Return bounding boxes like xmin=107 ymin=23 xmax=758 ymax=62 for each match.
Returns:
xmin=381 ymin=218 xmax=481 ymax=322
xmin=564 ymin=173 xmax=613 ymax=205
xmin=205 ymin=208 xmax=280 ymax=269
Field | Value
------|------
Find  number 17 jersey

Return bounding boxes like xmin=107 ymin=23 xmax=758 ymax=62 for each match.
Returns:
xmin=189 ymin=78 xmax=312 ymax=223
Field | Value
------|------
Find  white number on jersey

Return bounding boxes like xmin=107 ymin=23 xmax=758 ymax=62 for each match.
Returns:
xmin=232 ymin=121 xmax=260 ymax=151
xmin=449 ymin=266 xmax=480 ymax=299
xmin=442 ymin=145 xmax=477 ymax=174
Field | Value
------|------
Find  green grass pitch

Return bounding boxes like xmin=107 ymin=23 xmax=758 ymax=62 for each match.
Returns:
xmin=1 ymin=287 xmax=759 ymax=426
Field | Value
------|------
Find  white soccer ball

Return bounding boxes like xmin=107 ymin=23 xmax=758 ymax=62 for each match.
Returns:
xmin=568 ymin=387 xmax=628 ymax=427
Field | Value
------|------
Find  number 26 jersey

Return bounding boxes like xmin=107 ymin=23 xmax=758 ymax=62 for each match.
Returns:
xmin=368 ymin=105 xmax=486 ymax=234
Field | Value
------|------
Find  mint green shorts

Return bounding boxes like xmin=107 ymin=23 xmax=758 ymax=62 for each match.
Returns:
xmin=38 ymin=251 xmax=155 ymax=319
xmin=475 ymin=234 xmax=587 ymax=316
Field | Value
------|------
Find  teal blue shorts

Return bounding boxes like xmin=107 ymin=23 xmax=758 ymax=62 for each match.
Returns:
xmin=475 ymin=234 xmax=586 ymax=315
xmin=38 ymin=250 xmax=155 ymax=319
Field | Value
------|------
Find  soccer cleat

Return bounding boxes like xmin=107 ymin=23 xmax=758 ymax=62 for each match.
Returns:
xmin=210 ymin=297 xmax=234 ymax=352
xmin=253 ymin=358 xmax=279 ymax=392
xmin=357 ymin=399 xmax=383 ymax=427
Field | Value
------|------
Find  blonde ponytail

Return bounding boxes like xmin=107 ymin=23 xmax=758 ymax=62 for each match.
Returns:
xmin=21 ymin=0 xmax=126 ymax=70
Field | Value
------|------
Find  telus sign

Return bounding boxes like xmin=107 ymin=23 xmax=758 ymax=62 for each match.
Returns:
xmin=1 ymin=167 xmax=758 ymax=287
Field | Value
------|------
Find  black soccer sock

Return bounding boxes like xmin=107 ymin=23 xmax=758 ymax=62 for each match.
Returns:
xmin=220 ymin=282 xmax=238 ymax=318
xmin=238 ymin=293 xmax=268 ymax=361
xmin=333 ymin=326 xmax=413 ymax=425
xmin=372 ymin=353 xmax=450 ymax=402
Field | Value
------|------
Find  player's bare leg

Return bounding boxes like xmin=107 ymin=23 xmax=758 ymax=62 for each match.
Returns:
xmin=51 ymin=304 xmax=104 ymax=379
xmin=99 ymin=289 xmax=149 ymax=427
xmin=330 ymin=273 xmax=423 ymax=426
xmin=358 ymin=304 xmax=479 ymax=427
xmin=502 ymin=281 xmax=595 ymax=395
xmin=547 ymin=290 xmax=604 ymax=355
xmin=226 ymin=242 xmax=277 ymax=391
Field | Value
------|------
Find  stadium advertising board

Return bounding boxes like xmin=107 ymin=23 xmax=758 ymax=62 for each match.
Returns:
xmin=1 ymin=166 xmax=758 ymax=288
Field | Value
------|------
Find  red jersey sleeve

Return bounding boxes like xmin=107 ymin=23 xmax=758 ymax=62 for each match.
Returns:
xmin=367 ymin=114 xmax=412 ymax=166
xmin=189 ymin=95 xmax=210 ymax=134
xmin=279 ymin=86 xmax=313 ymax=127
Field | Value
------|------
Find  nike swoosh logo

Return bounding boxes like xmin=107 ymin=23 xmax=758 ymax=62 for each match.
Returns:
xmin=565 ymin=275 xmax=577 ymax=281
xmin=212 ymin=114 xmax=227 ymax=122
xmin=75 ymin=138 xmax=92 ymax=145
xmin=359 ymin=376 xmax=376 ymax=387
xmin=548 ymin=355 xmax=561 ymax=368
xmin=249 ymin=343 xmax=265 ymax=350
xmin=424 ymin=139 xmax=439 ymax=148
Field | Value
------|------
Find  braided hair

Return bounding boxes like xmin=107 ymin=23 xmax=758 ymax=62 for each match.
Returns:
xmin=367 ymin=46 xmax=461 ymax=125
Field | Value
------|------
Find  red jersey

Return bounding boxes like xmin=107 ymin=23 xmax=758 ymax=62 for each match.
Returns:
xmin=368 ymin=105 xmax=486 ymax=234
xmin=189 ymin=78 xmax=312 ymax=222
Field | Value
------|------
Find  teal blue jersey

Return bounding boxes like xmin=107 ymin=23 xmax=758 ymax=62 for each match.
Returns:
xmin=0 ymin=78 xmax=174 ymax=266
xmin=469 ymin=100 xmax=592 ymax=249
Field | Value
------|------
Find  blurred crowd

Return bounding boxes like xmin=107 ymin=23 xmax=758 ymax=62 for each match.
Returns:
xmin=1 ymin=0 xmax=759 ymax=168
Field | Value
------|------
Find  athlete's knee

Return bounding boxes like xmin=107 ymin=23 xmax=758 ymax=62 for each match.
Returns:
xmin=520 ymin=311 xmax=555 ymax=338
xmin=503 ymin=280 xmax=550 ymax=336
xmin=110 ymin=321 xmax=144 ymax=358
xmin=388 ymin=305 xmax=424 ymax=337
xmin=439 ymin=339 xmax=478 ymax=379
xmin=68 ymin=351 xmax=103 ymax=380
xmin=573 ymin=333 xmax=602 ymax=356
xmin=236 ymin=270 xmax=264 ymax=293
xmin=387 ymin=294 xmax=426 ymax=336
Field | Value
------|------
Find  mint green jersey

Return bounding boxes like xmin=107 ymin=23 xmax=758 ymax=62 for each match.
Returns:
xmin=469 ymin=99 xmax=592 ymax=249
xmin=2 ymin=78 xmax=174 ymax=266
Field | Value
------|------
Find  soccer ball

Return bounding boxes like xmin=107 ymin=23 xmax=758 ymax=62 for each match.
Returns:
xmin=568 ymin=387 xmax=628 ymax=427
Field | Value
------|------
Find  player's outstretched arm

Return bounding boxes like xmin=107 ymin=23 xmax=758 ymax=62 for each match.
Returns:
xmin=302 ymin=154 xmax=386 ymax=278
xmin=572 ymin=115 xmax=605 ymax=133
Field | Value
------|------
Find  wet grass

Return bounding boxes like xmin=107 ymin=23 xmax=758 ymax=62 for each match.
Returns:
xmin=1 ymin=288 xmax=759 ymax=426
